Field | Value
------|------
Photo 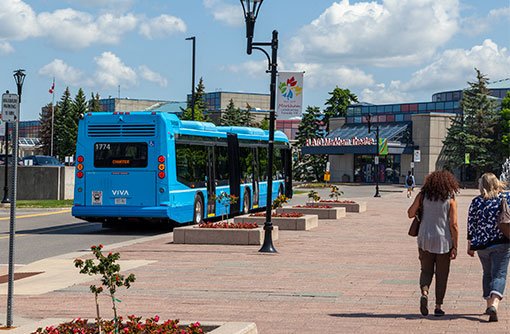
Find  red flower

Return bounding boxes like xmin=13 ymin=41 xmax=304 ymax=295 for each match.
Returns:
xmin=154 ymin=315 xmax=160 ymax=322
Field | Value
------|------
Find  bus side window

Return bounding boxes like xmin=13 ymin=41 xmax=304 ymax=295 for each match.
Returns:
xmin=215 ymin=146 xmax=229 ymax=186
xmin=176 ymin=143 xmax=207 ymax=187
xmin=258 ymin=147 xmax=268 ymax=181
xmin=239 ymin=147 xmax=253 ymax=183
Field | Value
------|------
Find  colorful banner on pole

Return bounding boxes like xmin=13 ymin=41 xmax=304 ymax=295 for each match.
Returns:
xmin=379 ymin=138 xmax=388 ymax=156
xmin=276 ymin=72 xmax=303 ymax=120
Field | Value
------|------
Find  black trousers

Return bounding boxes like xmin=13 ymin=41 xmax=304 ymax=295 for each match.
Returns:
xmin=419 ymin=248 xmax=451 ymax=305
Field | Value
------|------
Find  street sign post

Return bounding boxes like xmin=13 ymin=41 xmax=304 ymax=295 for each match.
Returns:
xmin=1 ymin=93 xmax=19 ymax=123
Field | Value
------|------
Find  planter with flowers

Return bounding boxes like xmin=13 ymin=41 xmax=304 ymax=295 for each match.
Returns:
xmin=275 ymin=191 xmax=346 ymax=219
xmin=29 ymin=245 xmax=206 ymax=334
xmin=306 ymin=186 xmax=366 ymax=212
xmin=173 ymin=221 xmax=278 ymax=245
xmin=174 ymin=192 xmax=278 ymax=245
xmin=234 ymin=195 xmax=318 ymax=230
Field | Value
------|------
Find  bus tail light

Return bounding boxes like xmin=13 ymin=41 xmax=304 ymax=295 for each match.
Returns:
xmin=77 ymin=155 xmax=84 ymax=163
xmin=158 ymin=171 xmax=165 ymax=179
xmin=77 ymin=171 xmax=84 ymax=178
xmin=158 ymin=164 xmax=165 ymax=171
xmin=158 ymin=155 xmax=165 ymax=163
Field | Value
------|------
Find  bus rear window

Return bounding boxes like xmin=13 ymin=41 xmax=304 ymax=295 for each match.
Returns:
xmin=94 ymin=142 xmax=148 ymax=168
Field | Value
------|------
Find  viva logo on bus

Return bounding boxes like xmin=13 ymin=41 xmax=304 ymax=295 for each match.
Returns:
xmin=112 ymin=190 xmax=130 ymax=196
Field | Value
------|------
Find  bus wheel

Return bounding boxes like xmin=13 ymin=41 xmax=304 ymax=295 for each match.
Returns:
xmin=242 ymin=190 xmax=250 ymax=214
xmin=193 ymin=195 xmax=204 ymax=224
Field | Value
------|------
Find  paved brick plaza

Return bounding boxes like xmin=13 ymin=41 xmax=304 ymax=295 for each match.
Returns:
xmin=2 ymin=185 xmax=510 ymax=333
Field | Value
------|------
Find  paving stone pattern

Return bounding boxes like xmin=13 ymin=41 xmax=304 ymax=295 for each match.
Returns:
xmin=2 ymin=186 xmax=510 ymax=333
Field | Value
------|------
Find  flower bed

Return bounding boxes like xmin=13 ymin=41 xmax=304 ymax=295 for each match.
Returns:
xmin=32 ymin=316 xmax=205 ymax=334
xmin=173 ymin=225 xmax=278 ymax=245
xmin=235 ymin=214 xmax=318 ymax=231
xmin=307 ymin=200 xmax=367 ymax=213
xmin=276 ymin=206 xmax=346 ymax=219
xmin=250 ymin=212 xmax=304 ymax=218
xmin=198 ymin=222 xmax=258 ymax=229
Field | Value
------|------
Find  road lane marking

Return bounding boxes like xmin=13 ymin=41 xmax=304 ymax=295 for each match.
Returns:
xmin=0 ymin=209 xmax=71 ymax=221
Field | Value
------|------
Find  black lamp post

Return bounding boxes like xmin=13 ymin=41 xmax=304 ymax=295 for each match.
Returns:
xmin=185 ymin=36 xmax=196 ymax=120
xmin=366 ymin=114 xmax=381 ymax=197
xmin=241 ymin=0 xmax=278 ymax=253
xmin=7 ymin=69 xmax=25 ymax=328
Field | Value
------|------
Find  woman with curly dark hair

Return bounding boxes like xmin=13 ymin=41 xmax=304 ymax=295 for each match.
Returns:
xmin=408 ymin=170 xmax=459 ymax=317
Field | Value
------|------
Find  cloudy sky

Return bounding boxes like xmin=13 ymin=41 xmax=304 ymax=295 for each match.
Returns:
xmin=0 ymin=0 xmax=509 ymax=120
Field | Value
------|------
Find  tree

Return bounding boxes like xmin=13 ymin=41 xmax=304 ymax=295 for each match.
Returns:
xmin=443 ymin=68 xmax=500 ymax=178
xmin=88 ymin=92 xmax=101 ymax=112
xmin=220 ymin=99 xmax=242 ymax=125
xmin=181 ymin=77 xmax=208 ymax=121
xmin=258 ymin=117 xmax=269 ymax=130
xmin=294 ymin=106 xmax=327 ymax=181
xmin=54 ymin=87 xmax=73 ymax=160
xmin=499 ymin=92 xmax=510 ymax=159
xmin=38 ymin=103 xmax=54 ymax=156
xmin=324 ymin=86 xmax=358 ymax=132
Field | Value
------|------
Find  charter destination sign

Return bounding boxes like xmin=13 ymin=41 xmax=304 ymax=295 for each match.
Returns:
xmin=305 ymin=136 xmax=376 ymax=147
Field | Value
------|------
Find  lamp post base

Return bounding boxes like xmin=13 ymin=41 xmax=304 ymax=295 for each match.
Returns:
xmin=259 ymin=224 xmax=277 ymax=253
xmin=374 ymin=185 xmax=381 ymax=197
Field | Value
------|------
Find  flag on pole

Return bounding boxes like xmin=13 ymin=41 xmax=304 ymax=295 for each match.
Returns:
xmin=48 ymin=80 xmax=55 ymax=94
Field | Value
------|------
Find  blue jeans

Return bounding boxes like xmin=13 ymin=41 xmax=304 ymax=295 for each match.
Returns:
xmin=477 ymin=243 xmax=510 ymax=299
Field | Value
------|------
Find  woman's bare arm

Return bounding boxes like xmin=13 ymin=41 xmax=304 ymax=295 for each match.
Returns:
xmin=449 ymin=198 xmax=459 ymax=259
xmin=407 ymin=192 xmax=422 ymax=218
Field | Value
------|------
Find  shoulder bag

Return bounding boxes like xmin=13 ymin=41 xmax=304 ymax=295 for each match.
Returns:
xmin=498 ymin=195 xmax=510 ymax=239
xmin=408 ymin=193 xmax=424 ymax=237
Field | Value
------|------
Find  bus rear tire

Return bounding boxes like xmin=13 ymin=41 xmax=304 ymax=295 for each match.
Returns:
xmin=192 ymin=195 xmax=204 ymax=225
xmin=242 ymin=190 xmax=250 ymax=214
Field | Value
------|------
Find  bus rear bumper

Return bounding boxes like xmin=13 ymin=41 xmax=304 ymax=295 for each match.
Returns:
xmin=72 ymin=205 xmax=187 ymax=223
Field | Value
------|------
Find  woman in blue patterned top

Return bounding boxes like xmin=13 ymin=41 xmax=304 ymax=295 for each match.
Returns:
xmin=467 ymin=172 xmax=510 ymax=322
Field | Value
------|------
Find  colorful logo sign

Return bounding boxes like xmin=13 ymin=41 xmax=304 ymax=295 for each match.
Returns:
xmin=276 ymin=72 xmax=304 ymax=120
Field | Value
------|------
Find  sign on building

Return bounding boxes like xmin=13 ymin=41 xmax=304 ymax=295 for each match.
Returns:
xmin=413 ymin=149 xmax=421 ymax=162
xmin=276 ymin=72 xmax=303 ymax=120
xmin=1 ymin=93 xmax=19 ymax=123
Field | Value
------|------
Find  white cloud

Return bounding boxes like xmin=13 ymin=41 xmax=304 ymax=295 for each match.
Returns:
xmin=292 ymin=63 xmax=374 ymax=89
xmin=38 ymin=59 xmax=91 ymax=87
xmin=289 ymin=0 xmax=459 ymax=66
xmin=402 ymin=39 xmax=510 ymax=92
xmin=0 ymin=0 xmax=40 ymax=40
xmin=489 ymin=7 xmax=510 ymax=20
xmin=94 ymin=52 xmax=137 ymax=88
xmin=203 ymin=0 xmax=243 ymax=27
xmin=138 ymin=65 xmax=168 ymax=87
xmin=222 ymin=60 xmax=269 ymax=77
xmin=37 ymin=9 xmax=137 ymax=50
xmin=0 ymin=42 xmax=14 ymax=54
xmin=360 ymin=81 xmax=412 ymax=104
xmin=139 ymin=14 xmax=186 ymax=39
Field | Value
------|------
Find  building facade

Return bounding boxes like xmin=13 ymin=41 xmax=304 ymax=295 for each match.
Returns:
xmin=302 ymin=88 xmax=510 ymax=185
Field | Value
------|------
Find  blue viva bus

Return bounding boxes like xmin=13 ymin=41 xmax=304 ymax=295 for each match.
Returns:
xmin=71 ymin=111 xmax=292 ymax=225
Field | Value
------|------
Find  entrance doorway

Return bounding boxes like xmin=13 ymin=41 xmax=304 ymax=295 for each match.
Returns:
xmin=354 ymin=154 xmax=401 ymax=184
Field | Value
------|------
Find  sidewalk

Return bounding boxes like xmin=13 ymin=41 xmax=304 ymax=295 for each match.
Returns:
xmin=1 ymin=186 xmax=510 ymax=333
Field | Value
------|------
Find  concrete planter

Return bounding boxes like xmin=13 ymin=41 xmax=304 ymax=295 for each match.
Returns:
xmin=173 ymin=225 xmax=278 ymax=245
xmin=234 ymin=214 xmax=318 ymax=231
xmin=307 ymin=201 xmax=367 ymax=213
xmin=9 ymin=319 xmax=258 ymax=334
xmin=276 ymin=206 xmax=346 ymax=219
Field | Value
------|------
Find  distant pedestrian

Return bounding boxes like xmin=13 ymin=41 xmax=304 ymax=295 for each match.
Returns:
xmin=407 ymin=170 xmax=459 ymax=317
xmin=467 ymin=173 xmax=510 ymax=322
xmin=405 ymin=171 xmax=415 ymax=198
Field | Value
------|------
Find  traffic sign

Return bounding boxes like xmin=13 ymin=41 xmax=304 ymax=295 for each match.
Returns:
xmin=1 ymin=93 xmax=19 ymax=122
